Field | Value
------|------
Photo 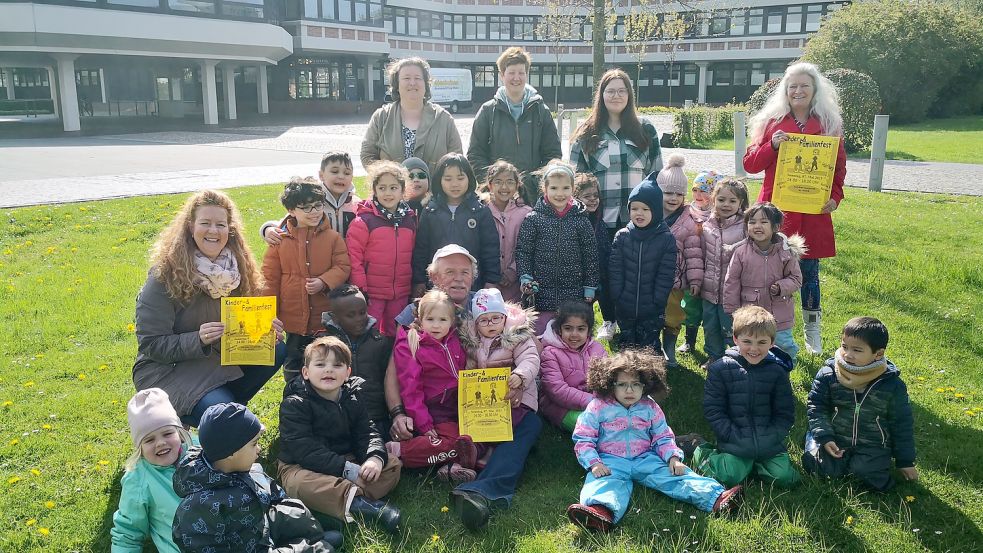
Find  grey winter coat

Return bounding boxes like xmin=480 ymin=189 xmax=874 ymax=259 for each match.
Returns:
xmin=467 ymin=92 xmax=562 ymax=183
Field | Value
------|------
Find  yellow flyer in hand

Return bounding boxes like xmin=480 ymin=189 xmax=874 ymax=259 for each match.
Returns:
xmin=221 ymin=296 xmax=276 ymax=366
xmin=773 ymin=133 xmax=840 ymax=215
xmin=458 ymin=367 xmax=513 ymax=442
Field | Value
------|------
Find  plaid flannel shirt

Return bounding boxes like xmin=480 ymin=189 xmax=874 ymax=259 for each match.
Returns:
xmin=570 ymin=120 xmax=663 ymax=228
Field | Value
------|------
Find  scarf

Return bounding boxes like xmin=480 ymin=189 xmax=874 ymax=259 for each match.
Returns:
xmin=833 ymin=349 xmax=888 ymax=390
xmin=373 ymin=199 xmax=411 ymax=227
xmin=192 ymin=247 xmax=241 ymax=299
xmin=495 ymin=84 xmax=536 ymax=121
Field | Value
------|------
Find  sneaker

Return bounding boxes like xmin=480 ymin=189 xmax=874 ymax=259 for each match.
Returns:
xmin=712 ymin=485 xmax=743 ymax=515
xmin=455 ymin=435 xmax=478 ymax=469
xmin=437 ymin=463 xmax=477 ymax=483
xmin=675 ymin=433 xmax=706 ymax=458
xmin=566 ymin=503 xmax=614 ymax=532
xmin=700 ymin=357 xmax=719 ymax=371
xmin=595 ymin=321 xmax=617 ymax=341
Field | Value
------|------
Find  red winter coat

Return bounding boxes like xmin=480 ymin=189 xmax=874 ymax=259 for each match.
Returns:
xmin=537 ymin=321 xmax=607 ymax=428
xmin=393 ymin=325 xmax=467 ymax=435
xmin=700 ymin=213 xmax=746 ymax=305
xmin=744 ymin=114 xmax=846 ymax=259
xmin=346 ymin=200 xmax=417 ymax=301
xmin=668 ymin=205 xmax=707 ymax=290
xmin=723 ymin=234 xmax=805 ymax=331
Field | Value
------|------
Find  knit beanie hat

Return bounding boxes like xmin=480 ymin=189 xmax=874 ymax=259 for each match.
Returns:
xmin=627 ymin=171 xmax=665 ymax=226
xmin=127 ymin=388 xmax=182 ymax=448
xmin=656 ymin=153 xmax=687 ymax=195
xmin=692 ymin=169 xmax=722 ymax=194
xmin=402 ymin=157 xmax=430 ymax=182
xmin=198 ymin=402 xmax=263 ymax=463
xmin=472 ymin=288 xmax=508 ymax=318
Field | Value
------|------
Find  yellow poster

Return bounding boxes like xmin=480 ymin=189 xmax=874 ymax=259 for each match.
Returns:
xmin=220 ymin=296 xmax=276 ymax=366
xmin=458 ymin=367 xmax=513 ymax=442
xmin=773 ymin=133 xmax=840 ymax=215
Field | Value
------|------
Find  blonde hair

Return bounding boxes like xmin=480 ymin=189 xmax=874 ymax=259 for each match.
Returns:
xmin=732 ymin=306 xmax=778 ymax=340
xmin=149 ymin=190 xmax=262 ymax=304
xmin=125 ymin=426 xmax=194 ymax=471
xmin=749 ymin=62 xmax=843 ymax=143
xmin=407 ymin=290 xmax=458 ymax=355
xmin=497 ymin=47 xmax=532 ymax=73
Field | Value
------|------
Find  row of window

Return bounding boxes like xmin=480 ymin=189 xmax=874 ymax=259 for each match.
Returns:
xmin=38 ymin=0 xmax=267 ymax=19
xmin=287 ymin=0 xmax=384 ymax=26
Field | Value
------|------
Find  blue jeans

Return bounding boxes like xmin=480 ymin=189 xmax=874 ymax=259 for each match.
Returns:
xmin=774 ymin=328 xmax=799 ymax=365
xmin=799 ymin=259 xmax=821 ymax=311
xmin=455 ymin=412 xmax=543 ymax=506
xmin=701 ymin=300 xmax=734 ymax=359
xmin=181 ymin=341 xmax=286 ymax=427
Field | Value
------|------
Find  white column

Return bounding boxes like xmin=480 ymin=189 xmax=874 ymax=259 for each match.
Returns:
xmin=696 ymin=62 xmax=708 ymax=105
xmin=256 ymin=64 xmax=269 ymax=114
xmin=53 ymin=54 xmax=80 ymax=132
xmin=98 ymin=67 xmax=107 ymax=103
xmin=363 ymin=56 xmax=375 ymax=102
xmin=2 ymin=68 xmax=14 ymax=100
xmin=222 ymin=65 xmax=237 ymax=121
xmin=200 ymin=60 xmax=218 ymax=125
xmin=47 ymin=67 xmax=59 ymax=118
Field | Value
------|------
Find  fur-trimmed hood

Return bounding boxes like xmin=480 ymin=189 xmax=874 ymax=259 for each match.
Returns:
xmin=725 ymin=232 xmax=807 ymax=259
xmin=462 ymin=301 xmax=541 ymax=412
xmin=462 ymin=301 xmax=538 ymax=354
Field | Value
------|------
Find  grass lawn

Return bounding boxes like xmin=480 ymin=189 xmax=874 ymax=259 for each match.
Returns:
xmin=690 ymin=115 xmax=983 ymax=165
xmin=1 ymin=180 xmax=982 ymax=552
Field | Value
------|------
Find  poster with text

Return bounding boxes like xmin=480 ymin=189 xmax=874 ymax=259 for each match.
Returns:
xmin=458 ymin=367 xmax=513 ymax=442
xmin=221 ymin=296 xmax=276 ymax=366
xmin=773 ymin=133 xmax=840 ymax=214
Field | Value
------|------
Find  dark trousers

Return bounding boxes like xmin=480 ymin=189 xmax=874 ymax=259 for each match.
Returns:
xmin=596 ymin=280 xmax=616 ymax=323
xmin=616 ymin=317 xmax=665 ymax=352
xmin=799 ymin=258 xmax=821 ymax=310
xmin=455 ymin=412 xmax=543 ymax=506
xmin=802 ymin=436 xmax=894 ymax=491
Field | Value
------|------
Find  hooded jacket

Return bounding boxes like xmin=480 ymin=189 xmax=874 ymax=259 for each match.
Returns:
xmin=609 ymin=178 xmax=678 ymax=321
xmin=573 ymin=396 xmax=685 ymax=467
xmin=807 ymin=358 xmax=915 ymax=467
xmin=486 ymin=198 xmax=533 ymax=300
xmin=538 ymin=321 xmax=607 ymax=428
xmin=360 ymin=101 xmax=463 ymax=171
xmin=700 ymin=212 xmax=746 ymax=305
xmin=260 ymin=186 xmax=361 ymax=240
xmin=723 ymin=233 xmax=806 ymax=331
xmin=411 ymin=190 xmax=501 ymax=288
xmin=515 ymin=198 xmax=600 ymax=312
xmin=393 ymin=325 xmax=468 ymax=435
xmin=703 ymin=346 xmax=796 ymax=461
xmin=172 ymin=448 xmax=328 ymax=553
xmin=112 ymin=452 xmax=191 ymax=553
xmin=260 ymin=214 xmax=351 ymax=336
xmin=467 ymin=85 xmax=563 ymax=183
xmin=462 ymin=303 xmax=540 ymax=412
xmin=278 ymin=376 xmax=388 ymax=477
xmin=319 ymin=313 xmax=393 ymax=422
xmin=346 ymin=199 xmax=417 ymax=302
xmin=666 ymin=204 xmax=707 ymax=290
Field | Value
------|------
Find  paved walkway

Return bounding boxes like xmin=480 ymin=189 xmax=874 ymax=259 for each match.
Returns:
xmin=1 ymin=115 xmax=980 ymax=208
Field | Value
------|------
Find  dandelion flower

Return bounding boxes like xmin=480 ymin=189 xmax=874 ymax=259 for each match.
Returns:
xmin=97 ymin=460 xmax=110 ymax=466
xmin=9 ymin=438 xmax=19 ymax=446
xmin=954 ymin=393 xmax=965 ymax=399
xmin=26 ymin=519 xmax=36 ymax=526
xmin=127 ymin=323 xmax=135 ymax=332
xmin=440 ymin=506 xmax=449 ymax=513
xmin=935 ymin=388 xmax=946 ymax=393
xmin=430 ymin=534 xmax=440 ymax=544
xmin=31 ymin=469 xmax=41 ymax=477
xmin=42 ymin=424 xmax=52 ymax=430
xmin=45 ymin=501 xmax=55 ymax=509
xmin=78 ymin=374 xmax=86 ymax=380
xmin=38 ymin=527 xmax=50 ymax=536
xmin=24 ymin=380 xmax=35 ymax=387
xmin=916 ymin=377 xmax=925 ymax=381
xmin=7 ymin=476 xmax=21 ymax=485
xmin=905 ymin=496 xmax=915 ymax=503
xmin=2 ymin=400 xmax=12 ymax=407
xmin=947 ymin=387 xmax=955 ymax=392
xmin=98 ymin=364 xmax=108 ymax=371
xmin=846 ymin=516 xmax=854 ymax=525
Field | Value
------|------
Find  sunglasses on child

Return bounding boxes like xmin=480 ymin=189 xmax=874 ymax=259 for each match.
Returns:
xmin=409 ymin=171 xmax=428 ymax=180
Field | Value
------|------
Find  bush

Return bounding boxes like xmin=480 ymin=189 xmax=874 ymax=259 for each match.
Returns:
xmin=803 ymin=0 xmax=983 ymax=123
xmin=672 ymin=104 xmax=745 ymax=148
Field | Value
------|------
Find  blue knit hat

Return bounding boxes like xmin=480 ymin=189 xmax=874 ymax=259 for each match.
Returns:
xmin=627 ymin=171 xmax=664 ymax=226
xmin=198 ymin=402 xmax=263 ymax=463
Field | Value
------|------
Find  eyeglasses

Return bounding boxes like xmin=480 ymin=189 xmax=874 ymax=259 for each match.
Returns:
xmin=614 ymin=381 xmax=643 ymax=391
xmin=476 ymin=314 xmax=505 ymax=327
xmin=409 ymin=172 xmax=428 ymax=180
xmin=296 ymin=202 xmax=325 ymax=213
xmin=603 ymin=88 xmax=629 ymax=98
xmin=491 ymin=179 xmax=517 ymax=187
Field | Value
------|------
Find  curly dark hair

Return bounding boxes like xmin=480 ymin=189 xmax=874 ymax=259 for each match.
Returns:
xmin=586 ymin=348 xmax=669 ymax=400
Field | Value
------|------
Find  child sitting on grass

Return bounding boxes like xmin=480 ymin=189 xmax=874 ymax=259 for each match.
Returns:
xmin=802 ymin=316 xmax=917 ymax=491
xmin=694 ymin=306 xmax=800 ymax=488
xmin=567 ymin=349 xmax=742 ymax=532
xmin=277 ymin=337 xmax=402 ymax=534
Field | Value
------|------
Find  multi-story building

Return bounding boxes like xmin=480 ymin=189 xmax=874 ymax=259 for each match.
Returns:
xmin=0 ymin=0 xmax=846 ymax=131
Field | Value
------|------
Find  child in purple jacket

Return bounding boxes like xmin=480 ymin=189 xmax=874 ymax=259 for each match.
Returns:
xmin=566 ymin=349 xmax=742 ymax=532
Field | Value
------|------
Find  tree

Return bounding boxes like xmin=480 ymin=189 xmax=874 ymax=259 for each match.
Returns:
xmin=623 ymin=10 xmax=660 ymax=99
xmin=535 ymin=1 xmax=582 ymax=106
xmin=658 ymin=12 xmax=687 ymax=106
xmin=803 ymin=0 xmax=983 ymax=122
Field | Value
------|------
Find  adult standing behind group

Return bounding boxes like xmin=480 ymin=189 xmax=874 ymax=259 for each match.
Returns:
xmin=132 ymin=190 xmax=283 ymax=427
xmin=570 ymin=69 xmax=663 ymax=230
xmin=361 ymin=57 xmax=463 ymax=171
xmin=467 ymin=47 xmax=562 ymax=206
xmin=744 ymin=62 xmax=846 ymax=355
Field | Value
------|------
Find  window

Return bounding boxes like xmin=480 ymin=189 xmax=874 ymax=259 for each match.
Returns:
xmin=355 ymin=0 xmax=369 ymax=23
xmin=729 ymin=10 xmax=746 ymax=36
xmin=368 ymin=0 xmax=383 ymax=25
xmin=223 ymin=0 xmax=263 ymax=18
xmin=465 ymin=15 xmax=477 ymax=39
xmin=748 ymin=8 xmax=763 ymax=34
xmin=443 ymin=15 xmax=454 ymax=39
xmin=785 ymin=6 xmax=802 ymax=33
xmin=683 ymin=66 xmax=697 ymax=86
xmin=541 ymin=65 xmax=555 ymax=87
xmin=513 ymin=16 xmax=535 ymax=40
xmin=169 ymin=0 xmax=217 ymax=14
xmin=489 ymin=16 xmax=509 ymax=40
xmin=710 ymin=13 xmax=728 ymax=36
xmin=418 ymin=11 xmax=432 ymax=36
xmin=733 ymin=67 xmax=749 ymax=87
xmin=408 ymin=10 xmax=418 ymax=34
xmin=110 ymin=0 xmax=158 ymax=7
xmin=765 ymin=7 xmax=783 ymax=34
xmin=431 ymin=14 xmax=442 ymax=38
xmin=321 ymin=0 xmax=335 ymax=19
xmin=473 ymin=65 xmax=498 ymax=87
xmin=337 ymin=0 xmax=352 ymax=22
xmin=302 ymin=0 xmax=317 ymax=18
xmin=713 ymin=66 xmax=731 ymax=86
xmin=805 ymin=4 xmax=823 ymax=32
xmin=751 ymin=63 xmax=767 ymax=86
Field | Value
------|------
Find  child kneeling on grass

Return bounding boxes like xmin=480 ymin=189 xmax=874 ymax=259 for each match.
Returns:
xmin=277 ymin=337 xmax=402 ymax=534
xmin=567 ymin=349 xmax=742 ymax=532
xmin=802 ymin=316 xmax=917 ymax=491
xmin=172 ymin=403 xmax=339 ymax=553
xmin=111 ymin=388 xmax=194 ymax=553
xmin=694 ymin=306 xmax=801 ymax=488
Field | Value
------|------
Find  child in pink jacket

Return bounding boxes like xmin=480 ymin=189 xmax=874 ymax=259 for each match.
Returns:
xmin=539 ymin=300 xmax=608 ymax=431
xmin=347 ymin=161 xmax=417 ymax=337
xmin=699 ymin=178 xmax=749 ymax=367
xmin=724 ymin=202 xmax=805 ymax=362
xmin=482 ymin=161 xmax=532 ymax=302
xmin=391 ymin=290 xmax=478 ymax=473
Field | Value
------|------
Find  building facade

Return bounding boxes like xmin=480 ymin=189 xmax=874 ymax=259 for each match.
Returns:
xmin=0 ymin=0 xmax=846 ymax=131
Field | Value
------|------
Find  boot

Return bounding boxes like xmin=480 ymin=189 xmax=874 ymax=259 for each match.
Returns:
xmin=677 ymin=325 xmax=698 ymax=353
xmin=663 ymin=330 xmax=680 ymax=368
xmin=449 ymin=489 xmax=491 ymax=531
xmin=566 ymin=503 xmax=614 ymax=532
xmin=803 ymin=309 xmax=822 ymax=355
xmin=321 ymin=530 xmax=344 ymax=549
xmin=349 ymin=495 xmax=401 ymax=534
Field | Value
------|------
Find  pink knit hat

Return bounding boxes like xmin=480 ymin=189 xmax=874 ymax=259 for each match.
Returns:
xmin=127 ymin=388 xmax=182 ymax=448
xmin=656 ymin=153 xmax=688 ymax=195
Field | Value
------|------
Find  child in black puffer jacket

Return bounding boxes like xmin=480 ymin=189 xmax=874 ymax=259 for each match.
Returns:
xmin=608 ymin=172 xmax=677 ymax=353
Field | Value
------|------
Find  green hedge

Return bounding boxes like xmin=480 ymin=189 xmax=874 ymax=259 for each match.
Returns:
xmin=671 ymin=104 xmax=745 ymax=148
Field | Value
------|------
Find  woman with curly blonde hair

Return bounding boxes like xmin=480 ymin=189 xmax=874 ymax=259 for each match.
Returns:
xmin=744 ymin=61 xmax=847 ymax=356
xmin=133 ymin=190 xmax=283 ymax=426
